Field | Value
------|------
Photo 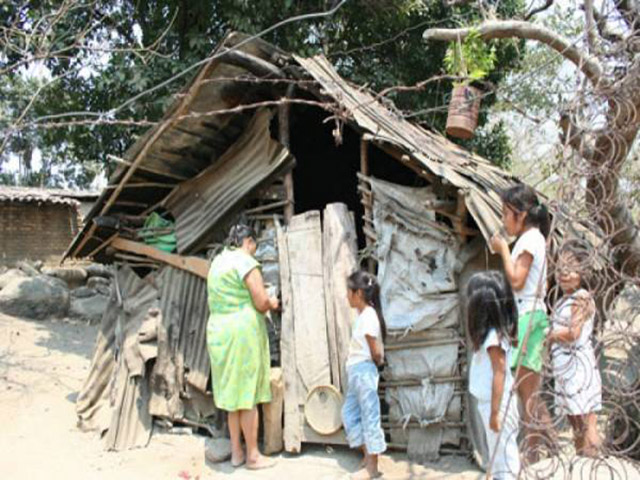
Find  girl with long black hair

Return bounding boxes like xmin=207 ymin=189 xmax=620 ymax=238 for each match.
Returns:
xmin=341 ymin=270 xmax=387 ymax=479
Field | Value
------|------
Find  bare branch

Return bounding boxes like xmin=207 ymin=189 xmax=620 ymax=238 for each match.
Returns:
xmin=589 ymin=6 xmax=625 ymax=43
xmin=584 ymin=0 xmax=599 ymax=53
xmin=423 ymin=20 xmax=605 ymax=86
xmin=525 ymin=0 xmax=554 ymax=20
xmin=559 ymin=112 xmax=597 ymax=161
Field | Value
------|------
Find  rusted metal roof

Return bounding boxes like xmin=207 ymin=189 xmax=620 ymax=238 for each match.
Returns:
xmin=0 ymin=186 xmax=97 ymax=207
xmin=294 ymin=55 xmax=516 ymax=242
xmin=65 ymin=32 xmax=523 ymax=261
xmin=163 ymin=108 xmax=294 ymax=254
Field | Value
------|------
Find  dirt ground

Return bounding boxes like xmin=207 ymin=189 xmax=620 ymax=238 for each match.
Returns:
xmin=0 ymin=313 xmax=483 ymax=480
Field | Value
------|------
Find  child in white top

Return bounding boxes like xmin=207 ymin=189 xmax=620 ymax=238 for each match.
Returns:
xmin=342 ymin=270 xmax=386 ymax=479
xmin=467 ymin=271 xmax=520 ymax=480
xmin=490 ymin=184 xmax=553 ymax=464
xmin=548 ymin=241 xmax=601 ymax=456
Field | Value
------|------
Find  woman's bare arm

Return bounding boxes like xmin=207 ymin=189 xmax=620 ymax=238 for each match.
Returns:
xmin=244 ymin=268 xmax=277 ymax=313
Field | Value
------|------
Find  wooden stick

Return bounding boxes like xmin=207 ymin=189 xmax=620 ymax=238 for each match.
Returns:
xmin=381 ymin=421 xmax=465 ymax=429
xmin=86 ymin=232 xmax=119 ymax=259
xmin=379 ymin=376 xmax=464 ymax=387
xmin=111 ymin=237 xmax=209 ymax=278
xmin=385 ymin=337 xmax=463 ymax=351
xmin=454 ymin=190 xmax=468 ymax=243
xmin=280 ymin=84 xmax=295 ymax=223
xmin=105 ymin=182 xmax=176 ymax=189
xmin=360 ymin=136 xmax=376 ymax=272
xmin=107 ymin=155 xmax=189 ymax=181
xmin=244 ymin=200 xmax=290 ymax=214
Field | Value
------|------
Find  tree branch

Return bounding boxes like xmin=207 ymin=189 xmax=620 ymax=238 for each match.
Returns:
xmin=423 ymin=20 xmax=605 ymax=86
xmin=584 ymin=0 xmax=598 ymax=53
xmin=588 ymin=6 xmax=625 ymax=43
xmin=525 ymin=0 xmax=554 ymax=21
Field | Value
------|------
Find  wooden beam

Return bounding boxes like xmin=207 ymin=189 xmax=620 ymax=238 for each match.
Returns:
xmin=454 ymin=190 xmax=469 ymax=243
xmin=219 ymin=47 xmax=285 ymax=78
xmin=111 ymin=237 xmax=210 ymax=279
xmin=360 ymin=136 xmax=375 ymax=273
xmin=106 ymin=182 xmax=176 ymax=189
xmin=279 ymin=84 xmax=295 ymax=223
xmin=107 ymin=155 xmax=189 ymax=181
xmin=86 ymin=232 xmax=119 ymax=259
xmin=244 ymin=200 xmax=290 ymax=215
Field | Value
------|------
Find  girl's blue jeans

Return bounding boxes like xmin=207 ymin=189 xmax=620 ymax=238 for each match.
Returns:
xmin=341 ymin=361 xmax=387 ymax=455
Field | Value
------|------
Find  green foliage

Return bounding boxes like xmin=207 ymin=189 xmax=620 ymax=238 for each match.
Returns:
xmin=1 ymin=0 xmax=526 ymax=186
xmin=460 ymin=120 xmax=513 ymax=170
xmin=443 ymin=29 xmax=497 ymax=86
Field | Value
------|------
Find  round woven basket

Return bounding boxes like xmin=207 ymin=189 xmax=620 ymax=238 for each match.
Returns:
xmin=304 ymin=384 xmax=344 ymax=435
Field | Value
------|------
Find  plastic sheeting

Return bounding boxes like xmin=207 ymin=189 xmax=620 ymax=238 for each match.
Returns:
xmin=371 ymin=178 xmax=460 ymax=332
xmin=372 ymin=178 xmax=463 ymax=461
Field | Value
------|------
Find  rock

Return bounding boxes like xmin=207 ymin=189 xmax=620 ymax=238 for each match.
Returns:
xmin=16 ymin=260 xmax=40 ymax=277
xmin=0 ymin=269 xmax=27 ymax=290
xmin=0 ymin=275 xmax=70 ymax=319
xmin=42 ymin=267 xmax=88 ymax=288
xmin=71 ymin=286 xmax=97 ymax=299
xmin=86 ymin=276 xmax=111 ymax=296
xmin=85 ymin=264 xmax=113 ymax=278
xmin=69 ymin=294 xmax=109 ymax=323
xmin=204 ymin=437 xmax=232 ymax=464
xmin=87 ymin=276 xmax=110 ymax=290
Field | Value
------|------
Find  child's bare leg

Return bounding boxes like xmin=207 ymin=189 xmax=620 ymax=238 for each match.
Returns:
xmin=568 ymin=415 xmax=585 ymax=455
xmin=583 ymin=413 xmax=600 ymax=457
xmin=366 ymin=453 xmax=380 ymax=477
xmin=516 ymin=367 xmax=542 ymax=464
xmin=359 ymin=446 xmax=368 ymax=468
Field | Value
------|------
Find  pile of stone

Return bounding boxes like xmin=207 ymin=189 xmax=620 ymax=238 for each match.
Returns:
xmin=0 ymin=260 xmax=113 ymax=322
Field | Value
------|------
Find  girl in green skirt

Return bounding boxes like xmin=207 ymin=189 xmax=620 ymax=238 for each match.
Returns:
xmin=490 ymin=184 xmax=553 ymax=464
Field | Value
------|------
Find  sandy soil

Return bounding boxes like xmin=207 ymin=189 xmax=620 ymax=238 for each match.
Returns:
xmin=0 ymin=313 xmax=483 ymax=480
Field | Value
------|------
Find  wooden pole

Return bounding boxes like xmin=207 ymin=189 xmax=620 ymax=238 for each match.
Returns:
xmin=279 ymin=85 xmax=295 ymax=223
xmin=360 ymin=136 xmax=375 ymax=272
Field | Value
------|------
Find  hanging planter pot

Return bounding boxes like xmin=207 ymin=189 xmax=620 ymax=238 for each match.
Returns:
xmin=446 ymin=84 xmax=481 ymax=140
xmin=442 ymin=29 xmax=496 ymax=140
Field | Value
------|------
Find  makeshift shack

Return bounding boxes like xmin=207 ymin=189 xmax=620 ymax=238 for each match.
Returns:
xmin=0 ymin=186 xmax=97 ymax=266
xmin=68 ymin=33 xmax=525 ymax=463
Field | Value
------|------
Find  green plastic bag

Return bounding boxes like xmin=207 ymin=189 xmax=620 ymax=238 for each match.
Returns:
xmin=140 ymin=212 xmax=177 ymax=252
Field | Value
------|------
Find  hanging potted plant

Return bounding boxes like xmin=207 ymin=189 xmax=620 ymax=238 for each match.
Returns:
xmin=443 ymin=29 xmax=496 ymax=139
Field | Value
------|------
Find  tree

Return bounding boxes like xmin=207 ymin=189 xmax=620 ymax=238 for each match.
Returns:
xmin=1 ymin=0 xmax=526 ymax=188
xmin=423 ymin=0 xmax=640 ymax=282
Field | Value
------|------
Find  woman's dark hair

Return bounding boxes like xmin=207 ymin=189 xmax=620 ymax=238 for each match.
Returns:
xmin=501 ymin=184 xmax=551 ymax=238
xmin=347 ymin=270 xmax=387 ymax=342
xmin=226 ymin=224 xmax=256 ymax=248
xmin=466 ymin=271 xmax=518 ymax=351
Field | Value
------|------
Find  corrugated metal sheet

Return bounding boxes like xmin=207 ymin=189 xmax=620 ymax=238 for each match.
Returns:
xmin=0 ymin=186 xmax=87 ymax=207
xmin=164 ymin=108 xmax=295 ymax=254
xmin=295 ymin=55 xmax=516 ymax=243
xmin=75 ymin=265 xmax=160 ymax=451
xmin=103 ymin=266 xmax=159 ymax=451
xmin=64 ymin=32 xmax=290 ymax=260
xmin=66 ymin=33 xmax=525 ymax=261
xmin=160 ymin=266 xmax=210 ymax=389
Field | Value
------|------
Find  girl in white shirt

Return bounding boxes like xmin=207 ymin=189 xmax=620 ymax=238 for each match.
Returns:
xmin=467 ymin=271 xmax=520 ymax=480
xmin=341 ymin=270 xmax=386 ymax=480
xmin=547 ymin=241 xmax=601 ymax=456
xmin=490 ymin=184 xmax=553 ymax=463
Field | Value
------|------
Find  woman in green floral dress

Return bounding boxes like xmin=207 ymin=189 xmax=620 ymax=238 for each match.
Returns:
xmin=207 ymin=224 xmax=279 ymax=470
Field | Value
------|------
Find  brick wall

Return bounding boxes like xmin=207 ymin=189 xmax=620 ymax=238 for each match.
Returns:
xmin=0 ymin=202 xmax=79 ymax=266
